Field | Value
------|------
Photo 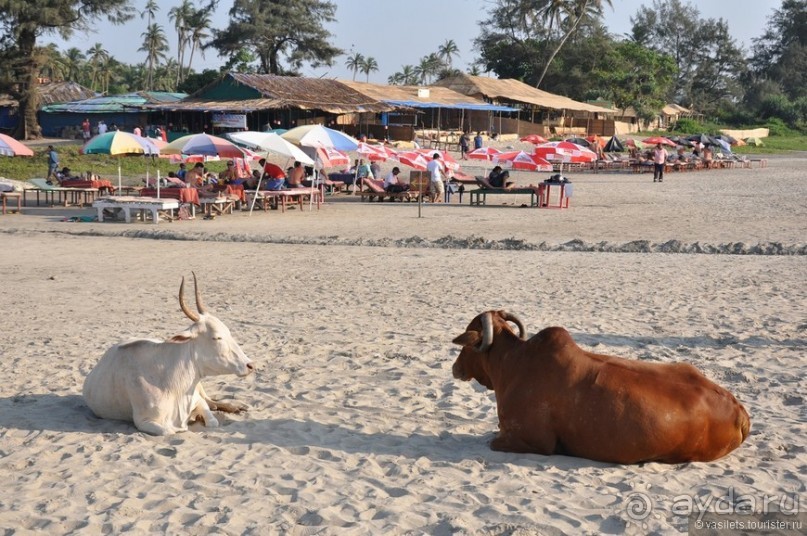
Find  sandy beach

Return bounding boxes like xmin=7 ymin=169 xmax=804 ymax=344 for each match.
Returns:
xmin=0 ymin=156 xmax=804 ymax=534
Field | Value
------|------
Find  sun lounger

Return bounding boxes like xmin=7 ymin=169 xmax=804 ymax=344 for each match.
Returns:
xmin=468 ymin=176 xmax=544 ymax=207
xmin=27 ymin=178 xmax=98 ymax=207
xmin=359 ymin=178 xmax=419 ymax=202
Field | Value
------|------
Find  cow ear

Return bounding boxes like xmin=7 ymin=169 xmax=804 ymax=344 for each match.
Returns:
xmin=170 ymin=334 xmax=191 ymax=343
xmin=453 ymin=330 xmax=481 ymax=347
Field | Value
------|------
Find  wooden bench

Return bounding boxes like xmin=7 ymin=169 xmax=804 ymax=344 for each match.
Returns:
xmin=93 ymin=196 xmax=180 ymax=224
xmin=469 ymin=187 xmax=543 ymax=207
xmin=248 ymin=189 xmax=322 ymax=213
xmin=1 ymin=192 xmax=22 ymax=214
xmin=199 ymin=196 xmax=236 ymax=217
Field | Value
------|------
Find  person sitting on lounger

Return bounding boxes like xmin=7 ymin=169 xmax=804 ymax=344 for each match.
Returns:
xmin=384 ymin=167 xmax=410 ymax=193
xmin=487 ymin=166 xmax=513 ymax=189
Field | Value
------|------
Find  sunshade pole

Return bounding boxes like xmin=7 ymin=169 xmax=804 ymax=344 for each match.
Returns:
xmin=156 ymin=169 xmax=160 ymax=198
xmin=249 ymin=150 xmax=271 ymax=216
xmin=117 ymin=161 xmax=122 ymax=194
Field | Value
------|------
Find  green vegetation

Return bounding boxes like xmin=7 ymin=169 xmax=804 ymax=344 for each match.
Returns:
xmin=0 ymin=143 xmax=229 ymax=182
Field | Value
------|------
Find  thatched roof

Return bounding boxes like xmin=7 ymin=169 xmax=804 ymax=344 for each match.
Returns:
xmin=435 ymin=74 xmax=614 ymax=114
xmin=0 ymin=81 xmax=96 ymax=108
xmin=150 ymin=73 xmax=393 ymax=114
xmin=662 ymin=103 xmax=691 ymax=115
xmin=340 ymin=80 xmax=515 ymax=111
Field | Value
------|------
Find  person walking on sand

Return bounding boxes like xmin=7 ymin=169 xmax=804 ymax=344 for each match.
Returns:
xmin=460 ymin=131 xmax=470 ymax=160
xmin=653 ymin=143 xmax=668 ymax=183
xmin=426 ymin=152 xmax=445 ymax=203
xmin=46 ymin=145 xmax=59 ymax=183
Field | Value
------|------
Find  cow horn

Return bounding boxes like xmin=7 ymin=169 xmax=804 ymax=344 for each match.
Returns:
xmin=503 ymin=311 xmax=526 ymax=340
xmin=192 ymin=271 xmax=207 ymax=315
xmin=179 ymin=276 xmax=200 ymax=322
xmin=476 ymin=312 xmax=493 ymax=352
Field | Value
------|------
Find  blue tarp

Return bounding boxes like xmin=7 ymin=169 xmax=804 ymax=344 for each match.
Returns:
xmin=383 ymin=100 xmax=517 ymax=112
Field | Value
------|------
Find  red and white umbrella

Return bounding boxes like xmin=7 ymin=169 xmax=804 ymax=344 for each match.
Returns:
xmin=394 ymin=151 xmax=429 ymax=171
xmin=415 ymin=148 xmax=460 ymax=171
xmin=317 ymin=147 xmax=350 ymax=168
xmin=467 ymin=147 xmax=501 ymax=161
xmin=519 ymin=134 xmax=549 ymax=145
xmin=534 ymin=141 xmax=597 ymax=164
xmin=357 ymin=142 xmax=394 ymax=162
xmin=494 ymin=150 xmax=553 ymax=172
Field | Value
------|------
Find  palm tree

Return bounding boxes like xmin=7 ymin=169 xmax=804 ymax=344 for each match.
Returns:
xmin=169 ymin=0 xmax=194 ymax=87
xmin=86 ymin=43 xmax=110 ymax=91
xmin=62 ymin=47 xmax=87 ymax=85
xmin=400 ymin=65 xmax=418 ymax=85
xmin=142 ymin=0 xmax=159 ymax=22
xmin=36 ymin=44 xmax=66 ymax=82
xmin=345 ymin=52 xmax=365 ymax=81
xmin=416 ymin=53 xmax=443 ymax=84
xmin=360 ymin=56 xmax=378 ymax=82
xmin=534 ymin=0 xmax=612 ymax=88
xmin=185 ymin=7 xmax=213 ymax=80
xmin=139 ymin=23 xmax=169 ymax=90
xmin=437 ymin=39 xmax=460 ymax=68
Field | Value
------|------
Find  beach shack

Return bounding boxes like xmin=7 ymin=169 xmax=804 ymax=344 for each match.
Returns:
xmin=434 ymin=73 xmax=614 ymax=137
xmin=143 ymin=73 xmax=394 ymax=137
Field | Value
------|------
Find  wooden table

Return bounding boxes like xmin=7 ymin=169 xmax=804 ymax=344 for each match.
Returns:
xmin=93 ymin=196 xmax=180 ymax=224
xmin=1 ymin=192 xmax=22 ymax=214
xmin=200 ymin=196 xmax=236 ymax=217
xmin=248 ymin=189 xmax=322 ymax=213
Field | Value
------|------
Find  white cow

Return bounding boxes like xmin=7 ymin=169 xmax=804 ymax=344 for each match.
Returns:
xmin=83 ymin=273 xmax=255 ymax=435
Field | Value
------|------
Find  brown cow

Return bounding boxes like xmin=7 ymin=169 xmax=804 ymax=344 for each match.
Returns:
xmin=451 ymin=310 xmax=750 ymax=464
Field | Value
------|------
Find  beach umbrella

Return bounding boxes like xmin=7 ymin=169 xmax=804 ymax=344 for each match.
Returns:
xmin=534 ymin=141 xmax=596 ymax=171
xmin=713 ymin=138 xmax=732 ymax=153
xmin=162 ymin=133 xmax=248 ymax=159
xmin=415 ymin=148 xmax=460 ymax=172
xmin=520 ymin=134 xmax=549 ymax=145
xmin=493 ymin=150 xmax=553 ymax=172
xmin=357 ymin=142 xmax=395 ymax=162
xmin=643 ymin=136 xmax=676 ymax=147
xmin=82 ymin=131 xmax=160 ymax=193
xmin=603 ymin=136 xmax=624 ymax=152
xmin=227 ymin=131 xmax=314 ymax=165
xmin=467 ymin=147 xmax=501 ymax=162
xmin=394 ymin=151 xmax=429 ymax=171
xmin=668 ymin=136 xmax=694 ymax=147
xmin=281 ymin=125 xmax=359 ymax=152
xmin=317 ymin=147 xmax=350 ymax=168
xmin=0 ymin=133 xmax=34 ymax=157
xmin=624 ymin=138 xmax=644 ymax=150
xmin=565 ymin=137 xmax=591 ymax=147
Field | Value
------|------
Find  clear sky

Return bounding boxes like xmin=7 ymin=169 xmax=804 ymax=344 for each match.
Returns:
xmin=44 ymin=0 xmax=782 ymax=84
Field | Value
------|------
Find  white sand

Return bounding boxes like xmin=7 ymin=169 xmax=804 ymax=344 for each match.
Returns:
xmin=0 ymin=157 xmax=804 ymax=534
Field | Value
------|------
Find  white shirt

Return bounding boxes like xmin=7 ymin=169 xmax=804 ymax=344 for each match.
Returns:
xmin=426 ymin=159 xmax=443 ymax=183
xmin=97 ymin=123 xmax=107 ymax=134
xmin=384 ymin=171 xmax=400 ymax=188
